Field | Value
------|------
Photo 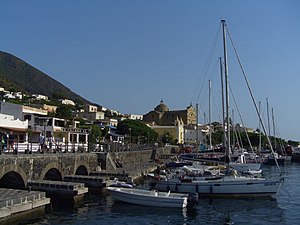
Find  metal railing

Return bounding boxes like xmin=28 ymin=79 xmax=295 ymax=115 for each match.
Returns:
xmin=0 ymin=141 xmax=154 ymax=155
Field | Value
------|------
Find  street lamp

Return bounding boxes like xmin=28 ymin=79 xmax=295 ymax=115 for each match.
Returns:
xmin=147 ymin=132 xmax=149 ymax=145
xmin=129 ymin=128 xmax=132 ymax=150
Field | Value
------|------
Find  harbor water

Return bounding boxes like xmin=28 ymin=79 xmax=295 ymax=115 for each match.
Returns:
xmin=26 ymin=162 xmax=299 ymax=225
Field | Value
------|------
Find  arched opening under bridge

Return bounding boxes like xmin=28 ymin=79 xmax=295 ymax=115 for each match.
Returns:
xmin=44 ymin=168 xmax=62 ymax=181
xmin=0 ymin=171 xmax=25 ymax=189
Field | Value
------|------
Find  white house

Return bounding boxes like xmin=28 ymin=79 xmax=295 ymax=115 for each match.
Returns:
xmin=61 ymin=99 xmax=75 ymax=106
xmin=125 ymin=114 xmax=143 ymax=120
xmin=0 ymin=113 xmax=28 ymax=142
xmin=13 ymin=92 xmax=23 ymax=100
xmin=32 ymin=94 xmax=49 ymax=101
xmin=184 ymin=125 xmax=207 ymax=145
xmin=33 ymin=117 xmax=89 ymax=148
xmin=85 ymin=104 xmax=98 ymax=112
xmin=0 ymin=101 xmax=47 ymax=128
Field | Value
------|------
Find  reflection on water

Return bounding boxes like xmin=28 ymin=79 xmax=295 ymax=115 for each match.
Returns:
xmin=197 ymin=198 xmax=284 ymax=225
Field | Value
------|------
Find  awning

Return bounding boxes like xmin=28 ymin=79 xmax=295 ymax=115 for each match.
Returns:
xmin=0 ymin=126 xmax=28 ymax=132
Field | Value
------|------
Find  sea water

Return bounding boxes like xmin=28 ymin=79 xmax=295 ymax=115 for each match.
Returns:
xmin=27 ymin=162 xmax=299 ymax=225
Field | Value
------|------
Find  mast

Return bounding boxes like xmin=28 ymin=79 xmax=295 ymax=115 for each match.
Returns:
xmin=258 ymin=101 xmax=262 ymax=152
xmin=221 ymin=19 xmax=231 ymax=169
xmin=219 ymin=57 xmax=226 ymax=152
xmin=267 ymin=98 xmax=271 ymax=137
xmin=196 ymin=103 xmax=199 ymax=150
xmin=209 ymin=80 xmax=212 ymax=149
xmin=232 ymin=109 xmax=235 ymax=150
xmin=272 ymin=107 xmax=277 ymax=149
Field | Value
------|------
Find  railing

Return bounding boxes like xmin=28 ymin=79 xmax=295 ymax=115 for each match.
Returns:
xmin=0 ymin=141 xmax=155 ymax=155
xmin=0 ymin=191 xmax=46 ymax=209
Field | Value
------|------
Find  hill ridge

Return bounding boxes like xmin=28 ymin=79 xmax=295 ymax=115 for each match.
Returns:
xmin=0 ymin=51 xmax=92 ymax=105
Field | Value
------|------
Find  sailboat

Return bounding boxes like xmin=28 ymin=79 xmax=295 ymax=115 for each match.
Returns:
xmin=153 ymin=20 xmax=283 ymax=198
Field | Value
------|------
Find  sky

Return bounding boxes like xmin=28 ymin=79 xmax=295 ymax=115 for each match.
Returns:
xmin=1 ymin=0 xmax=299 ymax=141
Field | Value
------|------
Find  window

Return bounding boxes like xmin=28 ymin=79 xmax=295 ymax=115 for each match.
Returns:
xmin=79 ymin=134 xmax=86 ymax=143
xmin=24 ymin=115 xmax=31 ymax=121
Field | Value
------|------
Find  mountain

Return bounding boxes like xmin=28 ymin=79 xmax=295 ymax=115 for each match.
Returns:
xmin=0 ymin=51 xmax=91 ymax=105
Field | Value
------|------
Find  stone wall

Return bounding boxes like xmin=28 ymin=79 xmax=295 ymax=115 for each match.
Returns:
xmin=0 ymin=154 xmax=99 ymax=186
xmin=0 ymin=146 xmax=178 ymax=188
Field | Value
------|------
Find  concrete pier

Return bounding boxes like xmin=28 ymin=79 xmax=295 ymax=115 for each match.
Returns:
xmin=64 ymin=175 xmax=106 ymax=191
xmin=0 ymin=188 xmax=50 ymax=225
xmin=90 ymin=172 xmax=131 ymax=182
xmin=28 ymin=180 xmax=88 ymax=202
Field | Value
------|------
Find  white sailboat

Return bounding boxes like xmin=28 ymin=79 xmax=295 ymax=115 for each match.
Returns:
xmin=153 ymin=20 xmax=283 ymax=198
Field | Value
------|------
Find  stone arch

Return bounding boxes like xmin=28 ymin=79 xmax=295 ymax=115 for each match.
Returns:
xmin=40 ymin=162 xmax=63 ymax=181
xmin=0 ymin=164 xmax=29 ymax=187
xmin=75 ymin=165 xmax=88 ymax=175
xmin=0 ymin=171 xmax=25 ymax=189
xmin=74 ymin=161 xmax=90 ymax=175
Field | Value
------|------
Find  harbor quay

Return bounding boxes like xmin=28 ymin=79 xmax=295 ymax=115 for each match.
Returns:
xmin=0 ymin=144 xmax=176 ymax=224
xmin=0 ymin=189 xmax=50 ymax=225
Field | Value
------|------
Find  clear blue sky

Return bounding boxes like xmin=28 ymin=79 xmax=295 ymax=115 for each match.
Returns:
xmin=1 ymin=1 xmax=299 ymax=141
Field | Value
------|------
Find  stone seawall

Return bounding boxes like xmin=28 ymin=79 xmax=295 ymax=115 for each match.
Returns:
xmin=101 ymin=145 xmax=180 ymax=179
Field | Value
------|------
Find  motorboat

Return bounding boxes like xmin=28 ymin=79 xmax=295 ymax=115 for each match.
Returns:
xmin=106 ymin=187 xmax=190 ymax=208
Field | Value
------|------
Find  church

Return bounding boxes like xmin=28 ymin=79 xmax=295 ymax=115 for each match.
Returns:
xmin=143 ymin=100 xmax=196 ymax=126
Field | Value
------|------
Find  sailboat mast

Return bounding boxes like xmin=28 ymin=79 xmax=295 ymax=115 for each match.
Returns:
xmin=258 ymin=101 xmax=262 ymax=152
xmin=221 ymin=20 xmax=231 ymax=168
xmin=267 ymin=98 xmax=271 ymax=137
xmin=219 ymin=57 xmax=226 ymax=152
xmin=196 ymin=103 xmax=199 ymax=150
xmin=272 ymin=107 xmax=277 ymax=149
xmin=209 ymin=80 xmax=212 ymax=149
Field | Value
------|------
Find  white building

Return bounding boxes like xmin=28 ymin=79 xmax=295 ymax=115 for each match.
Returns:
xmin=78 ymin=111 xmax=105 ymax=122
xmin=184 ymin=125 xmax=207 ymax=145
xmin=151 ymin=117 xmax=185 ymax=144
xmin=34 ymin=117 xmax=89 ymax=146
xmin=0 ymin=113 xmax=28 ymax=143
xmin=32 ymin=94 xmax=49 ymax=101
xmin=13 ymin=92 xmax=23 ymax=100
xmin=0 ymin=101 xmax=47 ymax=128
xmin=85 ymin=104 xmax=98 ymax=112
xmin=126 ymin=114 xmax=143 ymax=120
xmin=61 ymin=99 xmax=75 ymax=106
xmin=4 ymin=93 xmax=15 ymax=99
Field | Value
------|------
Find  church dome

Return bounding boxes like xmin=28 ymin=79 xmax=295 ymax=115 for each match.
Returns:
xmin=154 ymin=100 xmax=169 ymax=112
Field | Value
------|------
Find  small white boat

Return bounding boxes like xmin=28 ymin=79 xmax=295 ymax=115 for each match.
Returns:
xmin=106 ymin=187 xmax=188 ymax=208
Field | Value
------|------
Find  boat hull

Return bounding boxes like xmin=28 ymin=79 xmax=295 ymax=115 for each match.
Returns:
xmin=263 ymin=158 xmax=285 ymax=166
xmin=154 ymin=177 xmax=283 ymax=198
xmin=291 ymin=153 xmax=300 ymax=162
xmin=106 ymin=187 xmax=188 ymax=208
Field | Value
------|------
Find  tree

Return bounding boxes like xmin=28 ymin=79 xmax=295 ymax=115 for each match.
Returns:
xmin=160 ymin=132 xmax=176 ymax=145
xmin=55 ymin=104 xmax=74 ymax=119
xmin=116 ymin=119 xmax=158 ymax=144
xmin=89 ymin=125 xmax=102 ymax=144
